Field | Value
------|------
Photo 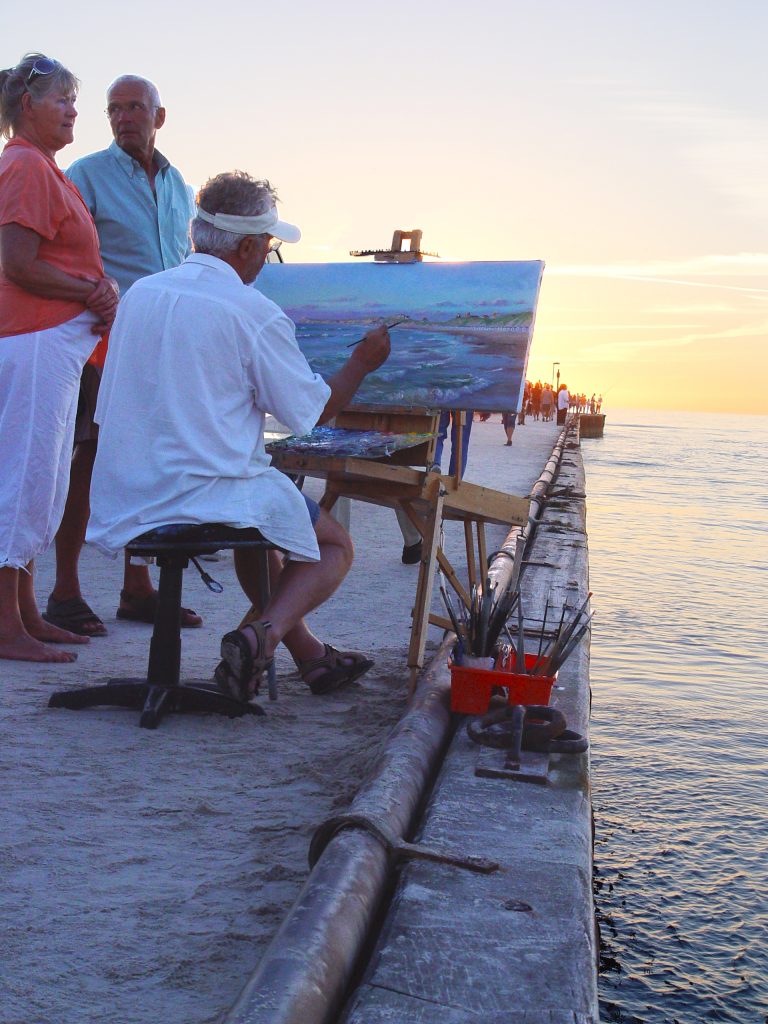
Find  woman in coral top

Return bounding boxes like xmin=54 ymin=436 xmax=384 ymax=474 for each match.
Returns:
xmin=0 ymin=53 xmax=119 ymax=662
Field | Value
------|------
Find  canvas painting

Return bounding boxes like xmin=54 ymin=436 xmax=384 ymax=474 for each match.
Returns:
xmin=256 ymin=261 xmax=544 ymax=412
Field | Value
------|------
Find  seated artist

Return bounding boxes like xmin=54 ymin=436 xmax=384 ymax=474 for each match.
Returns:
xmin=86 ymin=171 xmax=391 ymax=701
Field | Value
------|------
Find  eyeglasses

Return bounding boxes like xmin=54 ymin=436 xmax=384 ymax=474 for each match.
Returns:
xmin=105 ymin=101 xmax=156 ymax=119
xmin=267 ymin=239 xmax=282 ymax=253
xmin=25 ymin=57 xmax=58 ymax=87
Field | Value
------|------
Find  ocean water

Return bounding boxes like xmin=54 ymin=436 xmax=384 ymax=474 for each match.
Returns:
xmin=581 ymin=410 xmax=768 ymax=1024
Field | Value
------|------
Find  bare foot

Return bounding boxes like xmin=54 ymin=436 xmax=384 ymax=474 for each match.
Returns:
xmin=25 ymin=617 xmax=90 ymax=646
xmin=0 ymin=630 xmax=79 ymax=663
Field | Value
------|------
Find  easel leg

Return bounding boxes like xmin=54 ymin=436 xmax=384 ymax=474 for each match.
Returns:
xmin=320 ymin=486 xmax=340 ymax=512
xmin=407 ymin=490 xmax=445 ymax=696
xmin=436 ymin=549 xmax=471 ymax=609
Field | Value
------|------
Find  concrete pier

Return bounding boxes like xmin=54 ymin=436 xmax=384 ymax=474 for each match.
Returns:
xmin=343 ymin=431 xmax=597 ymax=1023
xmin=0 ymin=417 xmax=597 ymax=1024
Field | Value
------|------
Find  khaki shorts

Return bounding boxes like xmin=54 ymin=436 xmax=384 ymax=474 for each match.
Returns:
xmin=73 ymin=362 xmax=102 ymax=444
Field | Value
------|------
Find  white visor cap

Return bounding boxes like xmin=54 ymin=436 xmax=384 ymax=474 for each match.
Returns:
xmin=195 ymin=204 xmax=301 ymax=243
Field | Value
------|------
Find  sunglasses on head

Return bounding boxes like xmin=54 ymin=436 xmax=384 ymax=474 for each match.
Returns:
xmin=25 ymin=57 xmax=58 ymax=87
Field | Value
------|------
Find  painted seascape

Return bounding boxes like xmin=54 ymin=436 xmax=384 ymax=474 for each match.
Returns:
xmin=256 ymin=261 xmax=544 ymax=412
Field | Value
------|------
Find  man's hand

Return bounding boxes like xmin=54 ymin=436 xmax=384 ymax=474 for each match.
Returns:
xmin=317 ymin=324 xmax=392 ymax=424
xmin=349 ymin=324 xmax=391 ymax=371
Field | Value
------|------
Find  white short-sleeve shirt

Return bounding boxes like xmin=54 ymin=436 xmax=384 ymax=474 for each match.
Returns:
xmin=87 ymin=254 xmax=331 ymax=561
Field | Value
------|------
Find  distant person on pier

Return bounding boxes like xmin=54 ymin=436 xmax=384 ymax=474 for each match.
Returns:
xmin=557 ymin=384 xmax=570 ymax=425
xmin=518 ymin=381 xmax=531 ymax=424
xmin=502 ymin=412 xmax=516 ymax=445
xmin=434 ymin=409 xmax=474 ymax=474
xmin=532 ymin=380 xmax=542 ymax=420
xmin=87 ymin=172 xmax=391 ymax=701
xmin=540 ymin=383 xmax=554 ymax=421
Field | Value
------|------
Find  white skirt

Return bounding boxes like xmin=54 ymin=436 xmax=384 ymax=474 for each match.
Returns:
xmin=0 ymin=311 xmax=98 ymax=569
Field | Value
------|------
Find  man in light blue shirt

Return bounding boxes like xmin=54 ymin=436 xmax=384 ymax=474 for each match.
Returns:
xmin=66 ymin=97 xmax=194 ymax=295
xmin=44 ymin=75 xmax=199 ymax=638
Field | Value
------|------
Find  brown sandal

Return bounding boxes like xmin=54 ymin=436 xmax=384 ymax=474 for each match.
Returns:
xmin=297 ymin=644 xmax=374 ymax=695
xmin=218 ymin=620 xmax=273 ymax=702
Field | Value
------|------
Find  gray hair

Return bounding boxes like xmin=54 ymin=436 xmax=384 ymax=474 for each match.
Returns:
xmin=107 ymin=75 xmax=161 ymax=108
xmin=0 ymin=53 xmax=79 ymax=140
xmin=191 ymin=171 xmax=279 ymax=256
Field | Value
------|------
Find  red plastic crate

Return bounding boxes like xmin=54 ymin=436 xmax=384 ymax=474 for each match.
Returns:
xmin=449 ymin=652 xmax=555 ymax=715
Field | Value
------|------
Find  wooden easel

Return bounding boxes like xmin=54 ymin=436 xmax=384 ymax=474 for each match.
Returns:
xmin=270 ymin=405 xmax=529 ymax=690
xmin=266 ymin=232 xmax=533 ymax=689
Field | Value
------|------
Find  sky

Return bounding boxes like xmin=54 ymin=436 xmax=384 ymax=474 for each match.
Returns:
xmin=5 ymin=0 xmax=768 ymax=413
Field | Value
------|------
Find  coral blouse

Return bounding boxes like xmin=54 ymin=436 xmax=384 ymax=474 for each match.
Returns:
xmin=0 ymin=137 xmax=104 ymax=338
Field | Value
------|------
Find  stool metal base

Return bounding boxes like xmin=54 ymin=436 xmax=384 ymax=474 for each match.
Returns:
xmin=47 ymin=525 xmax=279 ymax=730
xmin=49 ymin=678 xmax=264 ymax=730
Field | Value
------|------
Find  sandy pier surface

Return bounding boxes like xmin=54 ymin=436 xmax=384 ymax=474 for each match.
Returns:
xmin=1 ymin=416 xmax=558 ymax=1024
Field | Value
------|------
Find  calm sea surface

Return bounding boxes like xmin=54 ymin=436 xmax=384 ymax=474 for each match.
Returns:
xmin=581 ymin=409 xmax=767 ymax=1024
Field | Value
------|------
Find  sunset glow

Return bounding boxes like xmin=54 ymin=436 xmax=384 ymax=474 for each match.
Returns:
xmin=5 ymin=0 xmax=767 ymax=413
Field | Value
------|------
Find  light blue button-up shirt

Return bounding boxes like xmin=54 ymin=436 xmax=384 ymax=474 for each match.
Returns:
xmin=66 ymin=141 xmax=195 ymax=297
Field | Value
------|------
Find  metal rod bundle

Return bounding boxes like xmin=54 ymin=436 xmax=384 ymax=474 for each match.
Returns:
xmin=530 ymin=593 xmax=593 ymax=676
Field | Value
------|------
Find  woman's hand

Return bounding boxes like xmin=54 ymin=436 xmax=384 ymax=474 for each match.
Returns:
xmin=85 ymin=276 xmax=120 ymax=333
xmin=0 ymin=225 xmax=116 ymax=333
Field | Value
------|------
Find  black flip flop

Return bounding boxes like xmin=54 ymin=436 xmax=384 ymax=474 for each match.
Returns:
xmin=43 ymin=596 xmax=106 ymax=637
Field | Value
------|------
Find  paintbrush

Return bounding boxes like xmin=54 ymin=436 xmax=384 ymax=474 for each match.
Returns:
xmin=346 ymin=317 xmax=409 ymax=347
xmin=537 ymin=596 xmax=550 ymax=661
xmin=487 ymin=585 xmax=518 ymax=651
xmin=439 ymin=580 xmax=465 ymax=644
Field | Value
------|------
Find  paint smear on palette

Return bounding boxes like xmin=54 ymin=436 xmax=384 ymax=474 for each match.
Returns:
xmin=266 ymin=427 xmax=433 ymax=458
xmin=255 ymin=261 xmax=544 ymax=412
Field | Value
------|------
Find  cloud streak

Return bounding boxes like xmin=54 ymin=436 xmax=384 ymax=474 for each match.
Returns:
xmin=550 ymin=252 xmax=768 ymax=278
xmin=547 ymin=254 xmax=768 ymax=295
xmin=574 ymin=317 xmax=768 ymax=361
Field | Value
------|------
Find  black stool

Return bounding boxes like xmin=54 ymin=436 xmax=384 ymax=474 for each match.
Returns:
xmin=48 ymin=524 xmax=279 ymax=729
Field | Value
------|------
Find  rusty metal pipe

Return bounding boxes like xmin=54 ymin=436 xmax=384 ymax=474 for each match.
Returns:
xmin=221 ymin=637 xmax=454 ymax=1024
xmin=488 ymin=420 xmax=572 ymax=594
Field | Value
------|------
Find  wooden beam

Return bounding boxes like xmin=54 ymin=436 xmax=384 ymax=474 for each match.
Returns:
xmin=323 ymin=481 xmax=426 ymax=505
xmin=442 ymin=477 xmax=530 ymax=526
xmin=407 ymin=487 xmax=445 ymax=694
xmin=428 ymin=612 xmax=453 ymax=631
xmin=335 ymin=408 xmax=439 ymax=435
